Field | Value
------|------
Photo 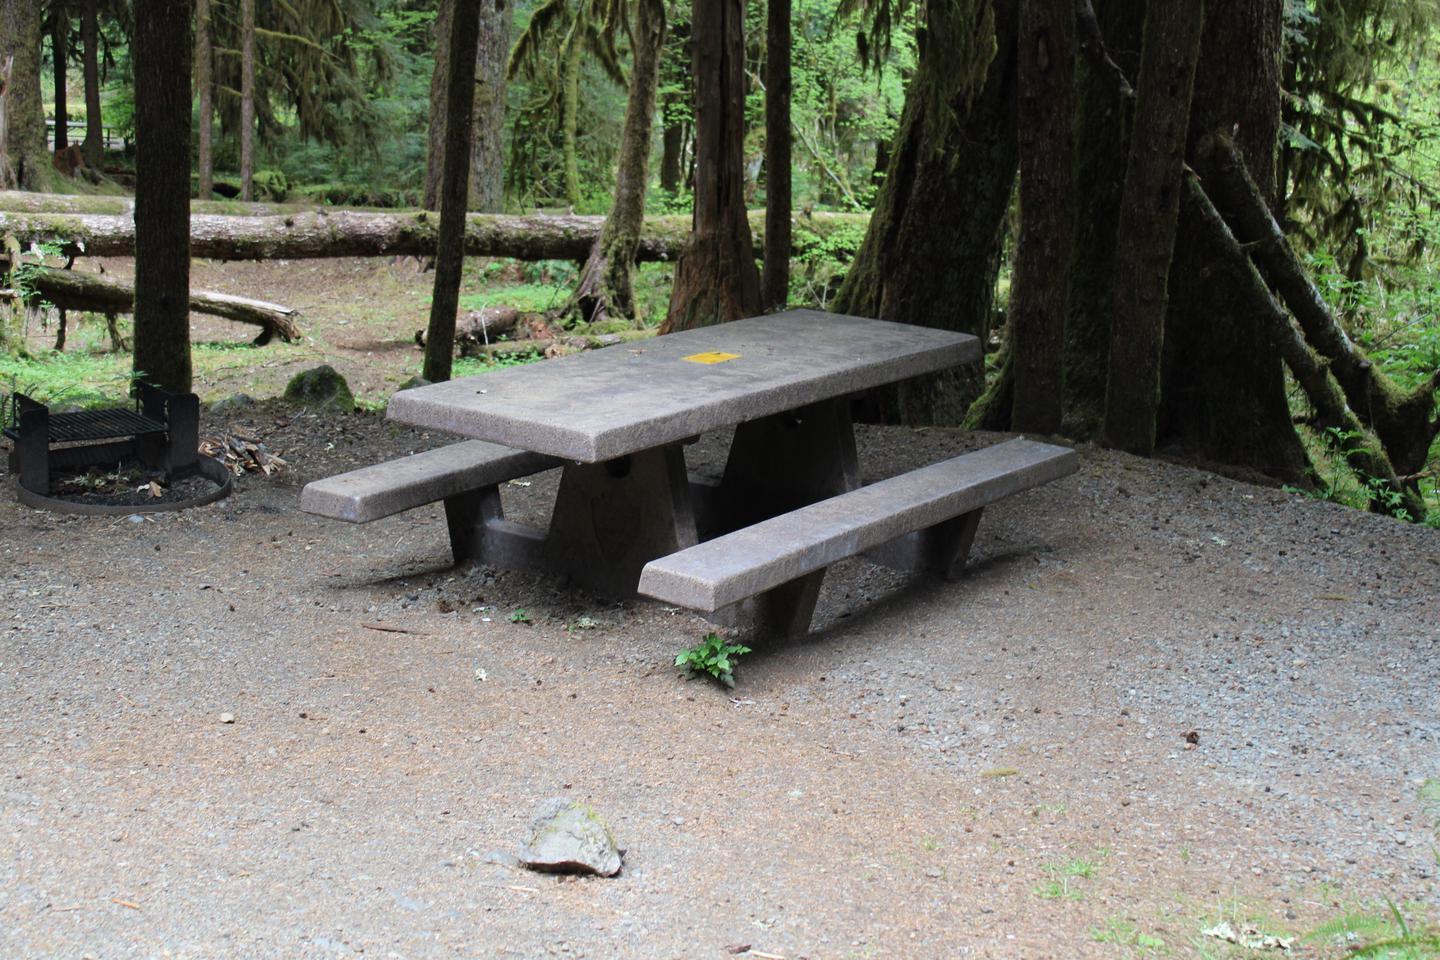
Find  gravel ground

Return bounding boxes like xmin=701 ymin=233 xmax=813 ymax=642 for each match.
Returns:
xmin=1 ymin=403 xmax=1437 ymax=959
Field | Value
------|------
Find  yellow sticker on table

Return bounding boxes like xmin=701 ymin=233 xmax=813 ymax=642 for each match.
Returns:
xmin=683 ymin=351 xmax=741 ymax=365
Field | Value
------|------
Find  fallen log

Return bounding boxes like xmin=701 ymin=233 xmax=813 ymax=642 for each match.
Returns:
xmin=0 ymin=189 xmax=340 ymax=217
xmin=20 ymin=265 xmax=301 ymax=344
xmin=1197 ymin=132 xmax=1440 ymax=477
xmin=1186 ymin=176 xmax=1425 ymax=520
xmin=460 ymin=327 xmax=656 ymax=360
xmin=0 ymin=208 xmax=868 ymax=263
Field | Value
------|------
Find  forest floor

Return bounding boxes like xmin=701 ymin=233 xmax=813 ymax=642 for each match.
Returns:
xmin=1 ymin=259 xmax=1438 ymax=958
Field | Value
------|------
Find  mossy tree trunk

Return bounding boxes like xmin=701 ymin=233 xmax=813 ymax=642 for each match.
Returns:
xmin=421 ymin=0 xmax=481 ymax=383
xmin=832 ymin=0 xmax=1017 ymax=426
xmin=1 ymin=0 xmax=47 ymax=189
xmin=1009 ymin=0 xmax=1076 ymax=435
xmin=574 ymin=0 xmax=666 ymax=326
xmin=132 ymin=0 xmax=192 ymax=393
xmin=422 ymin=0 xmax=453 ymax=212
xmin=471 ymin=0 xmax=509 ymax=214
xmin=661 ymin=0 xmax=759 ymax=332
xmin=560 ymin=22 xmax=584 ymax=209
xmin=1102 ymin=0 xmax=1203 ymax=454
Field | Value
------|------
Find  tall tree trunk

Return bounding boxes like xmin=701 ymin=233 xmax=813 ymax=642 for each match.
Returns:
xmin=833 ymin=0 xmax=1017 ymax=425
xmin=1102 ymin=0 xmax=1203 ymax=453
xmin=239 ymin=0 xmax=255 ymax=202
xmin=1063 ymin=0 xmax=1142 ymax=435
xmin=661 ymin=0 xmax=760 ymax=332
xmin=79 ymin=0 xmax=99 ymax=167
xmin=51 ymin=5 xmax=66 ymax=152
xmin=761 ymin=0 xmax=791 ymax=312
xmin=573 ymin=0 xmax=666 ymax=325
xmin=1009 ymin=0 xmax=1075 ymax=434
xmin=1 ymin=0 xmax=46 ymax=189
xmin=470 ymin=0 xmax=508 ymax=213
xmin=423 ymin=0 xmax=454 ymax=212
xmin=132 ymin=0 xmax=192 ymax=393
xmin=1158 ymin=0 xmax=1308 ymax=480
xmin=196 ymin=0 xmax=214 ymax=199
xmin=421 ymin=0 xmax=481 ymax=383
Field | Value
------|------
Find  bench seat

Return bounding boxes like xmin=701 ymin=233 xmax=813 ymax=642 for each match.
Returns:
xmin=637 ymin=437 xmax=1077 ymax=634
xmin=300 ymin=440 xmax=560 ymax=562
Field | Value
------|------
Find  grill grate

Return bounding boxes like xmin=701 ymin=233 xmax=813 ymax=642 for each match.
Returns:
xmin=44 ymin=408 xmax=168 ymax=443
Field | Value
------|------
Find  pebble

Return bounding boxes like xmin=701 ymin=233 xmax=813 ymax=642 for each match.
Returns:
xmin=219 ymin=713 xmax=235 ymax=724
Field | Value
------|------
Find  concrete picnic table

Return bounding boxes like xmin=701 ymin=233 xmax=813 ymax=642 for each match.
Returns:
xmin=386 ymin=309 xmax=980 ymax=595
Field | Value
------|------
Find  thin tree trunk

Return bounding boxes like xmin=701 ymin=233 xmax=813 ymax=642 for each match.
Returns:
xmin=559 ymin=23 xmax=583 ymax=208
xmin=573 ymin=0 xmax=666 ymax=325
xmin=423 ymin=0 xmax=454 ymax=212
xmin=196 ymin=0 xmax=213 ymax=199
xmin=421 ymin=0 xmax=481 ymax=383
xmin=0 ymin=206 xmax=869 ymax=261
xmin=239 ymin=0 xmax=255 ymax=203
xmin=761 ymin=0 xmax=791 ymax=312
xmin=51 ymin=6 xmax=66 ymax=152
xmin=661 ymin=0 xmax=762 ymax=332
xmin=80 ymin=0 xmax=99 ymax=167
xmin=834 ymin=0 xmax=1016 ymax=426
xmin=132 ymin=0 xmax=192 ymax=393
xmin=660 ymin=109 xmax=683 ymax=193
xmin=470 ymin=0 xmax=508 ymax=213
xmin=1 ymin=0 xmax=47 ymax=188
xmin=1102 ymin=0 xmax=1203 ymax=454
xmin=1009 ymin=0 xmax=1076 ymax=435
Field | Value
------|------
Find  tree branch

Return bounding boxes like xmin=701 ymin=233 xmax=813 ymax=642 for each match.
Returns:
xmin=1075 ymin=0 xmax=1133 ymax=100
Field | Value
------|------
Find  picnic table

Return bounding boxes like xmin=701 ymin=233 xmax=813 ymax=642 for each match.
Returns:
xmin=304 ymin=309 xmax=1077 ymax=633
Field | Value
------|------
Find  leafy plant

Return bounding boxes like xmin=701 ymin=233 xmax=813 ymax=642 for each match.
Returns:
xmin=508 ymin=608 xmax=532 ymax=624
xmin=674 ymin=632 xmax=752 ymax=689
xmin=1306 ymin=900 xmax=1440 ymax=959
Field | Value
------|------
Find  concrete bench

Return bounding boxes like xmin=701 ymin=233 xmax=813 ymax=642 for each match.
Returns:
xmin=636 ymin=437 xmax=1078 ymax=635
xmin=300 ymin=440 xmax=560 ymax=563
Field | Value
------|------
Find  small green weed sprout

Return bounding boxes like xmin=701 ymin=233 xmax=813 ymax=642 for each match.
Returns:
xmin=674 ymin=633 xmax=752 ymax=689
xmin=508 ymin=608 xmax=532 ymax=624
xmin=1306 ymin=899 xmax=1440 ymax=958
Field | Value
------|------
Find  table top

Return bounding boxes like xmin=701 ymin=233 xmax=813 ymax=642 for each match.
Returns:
xmin=387 ymin=309 xmax=980 ymax=462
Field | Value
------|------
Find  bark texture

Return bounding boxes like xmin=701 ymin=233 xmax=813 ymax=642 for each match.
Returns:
xmin=662 ymin=0 xmax=760 ymax=332
xmin=0 ymin=207 xmax=868 ymax=261
xmin=761 ymin=0 xmax=792 ymax=312
xmin=80 ymin=0 xmax=99 ymax=167
xmin=1102 ymin=0 xmax=1202 ymax=454
xmin=574 ymin=0 xmax=666 ymax=325
xmin=833 ymin=0 xmax=1016 ymax=425
xmin=132 ymin=0 xmax=192 ymax=392
xmin=1009 ymin=0 xmax=1075 ymax=435
xmin=1063 ymin=0 xmax=1142 ymax=435
xmin=422 ymin=0 xmax=481 ymax=383
xmin=471 ymin=0 xmax=509 ymax=213
xmin=239 ymin=0 xmax=256 ymax=202
xmin=1158 ymin=0 xmax=1308 ymax=480
xmin=1 ymin=0 xmax=47 ymax=189
xmin=196 ymin=0 xmax=214 ymax=199
xmin=422 ymin=0 xmax=453 ymax=212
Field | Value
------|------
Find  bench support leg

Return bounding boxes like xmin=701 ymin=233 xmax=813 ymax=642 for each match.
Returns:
xmin=545 ymin=444 xmax=698 ymax=597
xmin=443 ymin=485 xmax=502 ymax=565
xmin=712 ymin=568 xmax=827 ymax=638
xmin=865 ymin=508 xmax=984 ymax=580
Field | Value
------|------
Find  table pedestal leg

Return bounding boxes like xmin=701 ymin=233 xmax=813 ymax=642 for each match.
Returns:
xmin=545 ymin=444 xmax=698 ymax=596
xmin=709 ymin=398 xmax=859 ymax=534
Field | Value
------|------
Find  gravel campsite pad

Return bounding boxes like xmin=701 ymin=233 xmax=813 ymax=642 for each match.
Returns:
xmin=1 ymin=400 xmax=1436 ymax=958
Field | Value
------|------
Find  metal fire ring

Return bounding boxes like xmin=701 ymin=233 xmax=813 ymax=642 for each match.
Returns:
xmin=13 ymin=455 xmax=234 ymax=516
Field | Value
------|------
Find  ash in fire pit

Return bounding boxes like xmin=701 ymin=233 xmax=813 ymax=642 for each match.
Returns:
xmin=3 ymin=384 xmax=231 ymax=515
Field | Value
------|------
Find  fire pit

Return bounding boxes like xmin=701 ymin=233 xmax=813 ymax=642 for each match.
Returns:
xmin=4 ymin=383 xmax=231 ymax=515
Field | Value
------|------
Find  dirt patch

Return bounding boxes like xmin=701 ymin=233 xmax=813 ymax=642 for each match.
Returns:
xmin=1 ymin=400 xmax=1437 ymax=958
